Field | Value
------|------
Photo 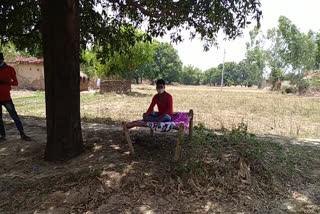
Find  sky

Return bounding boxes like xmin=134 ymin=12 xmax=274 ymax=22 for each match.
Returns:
xmin=158 ymin=0 xmax=320 ymax=71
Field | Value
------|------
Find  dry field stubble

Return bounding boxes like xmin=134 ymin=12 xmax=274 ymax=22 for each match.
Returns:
xmin=11 ymin=84 xmax=320 ymax=138
xmin=78 ymin=84 xmax=320 ymax=138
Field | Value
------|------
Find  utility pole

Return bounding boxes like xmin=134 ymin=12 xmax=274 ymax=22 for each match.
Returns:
xmin=220 ymin=49 xmax=226 ymax=90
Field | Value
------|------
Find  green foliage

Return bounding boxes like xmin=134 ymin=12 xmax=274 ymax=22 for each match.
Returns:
xmin=202 ymin=60 xmax=263 ymax=87
xmin=201 ymin=67 xmax=221 ymax=85
xmin=180 ymin=65 xmax=202 ymax=85
xmin=201 ymin=40 xmax=266 ymax=87
xmin=226 ymin=123 xmax=265 ymax=160
xmin=80 ymin=48 xmax=98 ymax=79
xmin=91 ymin=39 xmax=156 ymax=80
xmin=270 ymin=69 xmax=283 ymax=88
xmin=286 ymin=73 xmax=310 ymax=94
xmin=175 ymin=123 xmax=216 ymax=176
xmin=309 ymin=78 xmax=320 ymax=89
xmin=130 ymin=41 xmax=156 ymax=83
xmin=0 ymin=0 xmax=41 ymax=55
xmin=0 ymin=42 xmax=17 ymax=61
xmin=315 ymin=33 xmax=320 ymax=69
xmin=176 ymin=123 xmax=266 ymax=177
xmin=296 ymin=79 xmax=310 ymax=94
xmin=174 ymin=122 xmax=309 ymax=192
xmin=94 ymin=41 xmax=182 ymax=82
xmin=174 ymin=123 xmax=288 ymax=194
xmin=1 ymin=0 xmax=262 ymax=58
xmin=267 ymin=16 xmax=319 ymax=76
xmin=266 ymin=28 xmax=287 ymax=78
xmin=218 ymin=62 xmax=240 ymax=86
xmin=243 ymin=27 xmax=267 ymax=86
xmin=142 ymin=42 xmax=182 ymax=83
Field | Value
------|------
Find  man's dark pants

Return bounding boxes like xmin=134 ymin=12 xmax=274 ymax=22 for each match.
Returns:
xmin=0 ymin=99 xmax=24 ymax=137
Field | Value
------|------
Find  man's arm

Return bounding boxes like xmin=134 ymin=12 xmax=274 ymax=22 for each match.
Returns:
xmin=10 ymin=67 xmax=18 ymax=86
xmin=145 ymin=96 xmax=156 ymax=121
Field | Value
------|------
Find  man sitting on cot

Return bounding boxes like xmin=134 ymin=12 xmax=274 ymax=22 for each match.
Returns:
xmin=143 ymin=79 xmax=173 ymax=122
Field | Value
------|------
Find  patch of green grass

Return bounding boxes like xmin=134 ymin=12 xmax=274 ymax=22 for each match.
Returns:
xmin=309 ymin=78 xmax=320 ymax=89
xmin=80 ymin=93 xmax=104 ymax=104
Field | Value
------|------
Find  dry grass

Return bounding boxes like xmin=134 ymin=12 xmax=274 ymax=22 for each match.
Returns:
xmin=2 ymin=86 xmax=320 ymax=213
xmin=12 ymin=84 xmax=320 ymax=138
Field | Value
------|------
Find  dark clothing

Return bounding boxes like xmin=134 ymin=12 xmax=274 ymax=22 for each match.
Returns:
xmin=0 ymin=100 xmax=24 ymax=137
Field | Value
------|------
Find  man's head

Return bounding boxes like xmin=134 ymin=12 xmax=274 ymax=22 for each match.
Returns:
xmin=156 ymin=79 xmax=166 ymax=94
xmin=0 ymin=53 xmax=4 ymax=67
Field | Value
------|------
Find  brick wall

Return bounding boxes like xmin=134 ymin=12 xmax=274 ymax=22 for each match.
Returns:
xmin=100 ymin=79 xmax=131 ymax=93
xmin=88 ymin=77 xmax=98 ymax=90
xmin=80 ymin=77 xmax=89 ymax=92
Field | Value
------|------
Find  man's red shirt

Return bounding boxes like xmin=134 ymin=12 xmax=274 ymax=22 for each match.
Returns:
xmin=146 ymin=91 xmax=173 ymax=117
xmin=0 ymin=63 xmax=18 ymax=102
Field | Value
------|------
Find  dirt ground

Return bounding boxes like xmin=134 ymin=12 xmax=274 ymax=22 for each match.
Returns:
xmin=0 ymin=116 xmax=319 ymax=214
xmin=10 ymin=90 xmax=38 ymax=99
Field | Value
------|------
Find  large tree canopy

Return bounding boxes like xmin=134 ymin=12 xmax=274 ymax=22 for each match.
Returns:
xmin=1 ymin=0 xmax=262 ymax=161
xmin=1 ymin=0 xmax=262 ymax=54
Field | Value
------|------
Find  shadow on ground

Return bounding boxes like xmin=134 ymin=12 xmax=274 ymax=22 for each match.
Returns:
xmin=0 ymin=116 xmax=319 ymax=213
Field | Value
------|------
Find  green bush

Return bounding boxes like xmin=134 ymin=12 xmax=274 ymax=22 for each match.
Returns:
xmin=297 ymin=79 xmax=310 ymax=94
xmin=287 ymin=73 xmax=310 ymax=94
xmin=309 ymin=78 xmax=320 ymax=89
xmin=172 ymin=122 xmax=307 ymax=195
xmin=174 ymin=123 xmax=272 ymax=190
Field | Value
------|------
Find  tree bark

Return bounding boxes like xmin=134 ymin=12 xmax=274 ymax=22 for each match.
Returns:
xmin=41 ymin=0 xmax=84 ymax=161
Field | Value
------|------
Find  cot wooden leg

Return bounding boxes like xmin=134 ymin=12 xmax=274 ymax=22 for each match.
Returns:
xmin=122 ymin=122 xmax=135 ymax=155
xmin=189 ymin=109 xmax=194 ymax=142
xmin=150 ymin=128 xmax=154 ymax=137
xmin=174 ymin=123 xmax=184 ymax=161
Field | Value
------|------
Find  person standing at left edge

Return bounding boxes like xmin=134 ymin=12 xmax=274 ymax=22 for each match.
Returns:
xmin=0 ymin=53 xmax=31 ymax=142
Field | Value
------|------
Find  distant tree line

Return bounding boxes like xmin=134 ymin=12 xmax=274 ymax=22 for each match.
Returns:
xmin=80 ymin=16 xmax=320 ymax=87
xmin=2 ymin=16 xmax=319 ymax=88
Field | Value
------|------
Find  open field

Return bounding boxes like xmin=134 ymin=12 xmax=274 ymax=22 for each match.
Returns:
xmin=12 ymin=84 xmax=320 ymax=138
xmin=1 ymin=85 xmax=319 ymax=213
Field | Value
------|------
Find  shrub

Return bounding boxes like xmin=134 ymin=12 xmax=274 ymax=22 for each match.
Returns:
xmin=296 ymin=79 xmax=310 ymax=94
xmin=281 ymin=86 xmax=297 ymax=94
xmin=174 ymin=123 xmax=274 ymax=193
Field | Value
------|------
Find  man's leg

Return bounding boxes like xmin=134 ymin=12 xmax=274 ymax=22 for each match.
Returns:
xmin=3 ymin=100 xmax=30 ymax=141
xmin=143 ymin=112 xmax=160 ymax=122
xmin=0 ymin=103 xmax=6 ymax=141
xmin=158 ymin=114 xmax=172 ymax=122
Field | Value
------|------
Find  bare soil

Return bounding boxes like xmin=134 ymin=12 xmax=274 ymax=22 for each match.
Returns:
xmin=0 ymin=117 xmax=319 ymax=213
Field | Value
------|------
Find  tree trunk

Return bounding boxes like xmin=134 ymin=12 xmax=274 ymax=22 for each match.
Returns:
xmin=42 ymin=0 xmax=83 ymax=161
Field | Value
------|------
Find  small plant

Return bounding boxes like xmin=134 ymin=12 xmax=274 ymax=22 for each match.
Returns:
xmin=225 ymin=123 xmax=266 ymax=161
xmin=281 ymin=85 xmax=297 ymax=94
xmin=175 ymin=123 xmax=214 ymax=176
xmin=174 ymin=123 xmax=270 ymax=187
xmin=296 ymin=79 xmax=309 ymax=94
xmin=309 ymin=78 xmax=320 ymax=89
xmin=288 ymin=73 xmax=310 ymax=94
